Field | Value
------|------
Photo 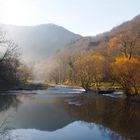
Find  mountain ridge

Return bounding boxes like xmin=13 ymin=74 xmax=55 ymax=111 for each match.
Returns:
xmin=1 ymin=23 xmax=81 ymax=61
xmin=68 ymin=14 xmax=140 ymax=53
xmin=1 ymin=14 xmax=140 ymax=61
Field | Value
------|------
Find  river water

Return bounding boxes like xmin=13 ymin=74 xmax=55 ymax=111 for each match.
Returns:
xmin=0 ymin=86 xmax=139 ymax=140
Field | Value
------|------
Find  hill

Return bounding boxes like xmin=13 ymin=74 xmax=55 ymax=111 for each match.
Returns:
xmin=69 ymin=15 xmax=140 ymax=53
xmin=1 ymin=24 xmax=81 ymax=61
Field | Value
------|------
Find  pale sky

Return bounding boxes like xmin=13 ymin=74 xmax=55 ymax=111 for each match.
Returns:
xmin=0 ymin=0 xmax=140 ymax=36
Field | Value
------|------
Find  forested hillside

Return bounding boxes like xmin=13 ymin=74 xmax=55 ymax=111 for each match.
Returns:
xmin=48 ymin=15 xmax=140 ymax=95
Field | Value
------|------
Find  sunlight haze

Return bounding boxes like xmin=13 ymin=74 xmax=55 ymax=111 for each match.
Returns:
xmin=0 ymin=1 xmax=140 ymax=140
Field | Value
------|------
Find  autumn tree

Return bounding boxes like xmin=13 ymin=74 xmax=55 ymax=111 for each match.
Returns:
xmin=108 ymin=31 xmax=140 ymax=60
xmin=111 ymin=57 xmax=140 ymax=95
xmin=48 ymin=66 xmax=60 ymax=84
xmin=48 ymin=50 xmax=79 ymax=85
xmin=73 ymin=52 xmax=105 ymax=91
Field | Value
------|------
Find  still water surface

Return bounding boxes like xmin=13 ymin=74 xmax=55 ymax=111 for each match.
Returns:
xmin=0 ymin=86 xmax=139 ymax=140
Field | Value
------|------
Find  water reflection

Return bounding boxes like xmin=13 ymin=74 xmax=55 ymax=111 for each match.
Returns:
xmin=0 ymin=95 xmax=21 ymax=112
xmin=0 ymin=95 xmax=22 ymax=131
xmin=0 ymin=94 xmax=75 ymax=132
xmin=0 ymin=89 xmax=139 ymax=140
xmin=0 ymin=121 xmax=126 ymax=140
xmin=56 ymin=95 xmax=140 ymax=140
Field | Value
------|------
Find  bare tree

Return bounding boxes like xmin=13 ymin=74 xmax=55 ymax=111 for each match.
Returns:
xmin=114 ymin=31 xmax=140 ymax=59
xmin=0 ymin=30 xmax=22 ymax=88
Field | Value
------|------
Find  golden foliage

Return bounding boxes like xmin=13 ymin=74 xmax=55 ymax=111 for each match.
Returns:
xmin=74 ymin=52 xmax=105 ymax=90
xmin=112 ymin=57 xmax=140 ymax=94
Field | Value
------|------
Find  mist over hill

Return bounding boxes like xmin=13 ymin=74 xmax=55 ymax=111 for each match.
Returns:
xmin=2 ymin=15 xmax=140 ymax=62
xmin=1 ymin=15 xmax=140 ymax=80
xmin=2 ymin=24 xmax=81 ymax=61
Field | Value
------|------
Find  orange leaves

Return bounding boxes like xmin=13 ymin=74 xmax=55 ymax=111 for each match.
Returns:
xmin=112 ymin=57 xmax=140 ymax=94
xmin=73 ymin=52 xmax=105 ymax=90
xmin=114 ymin=57 xmax=140 ymax=74
xmin=108 ymin=31 xmax=140 ymax=59
xmin=108 ymin=37 xmax=119 ymax=48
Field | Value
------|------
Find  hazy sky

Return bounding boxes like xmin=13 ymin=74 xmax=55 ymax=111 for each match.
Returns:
xmin=0 ymin=0 xmax=140 ymax=35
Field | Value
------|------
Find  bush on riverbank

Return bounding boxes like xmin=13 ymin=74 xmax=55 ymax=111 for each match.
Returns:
xmin=12 ymin=83 xmax=49 ymax=90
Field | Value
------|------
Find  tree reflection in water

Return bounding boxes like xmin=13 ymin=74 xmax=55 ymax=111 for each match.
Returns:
xmin=54 ymin=94 xmax=140 ymax=140
xmin=0 ymin=95 xmax=22 ymax=140
xmin=0 ymin=95 xmax=21 ymax=112
xmin=0 ymin=93 xmax=139 ymax=140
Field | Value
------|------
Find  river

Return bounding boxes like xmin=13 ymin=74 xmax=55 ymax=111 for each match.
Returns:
xmin=0 ymin=86 xmax=139 ymax=140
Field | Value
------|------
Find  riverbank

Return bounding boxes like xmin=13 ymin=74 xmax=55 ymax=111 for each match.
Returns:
xmin=0 ymin=82 xmax=50 ymax=93
xmin=1 ymin=83 xmax=140 ymax=103
xmin=85 ymin=89 xmax=140 ymax=103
